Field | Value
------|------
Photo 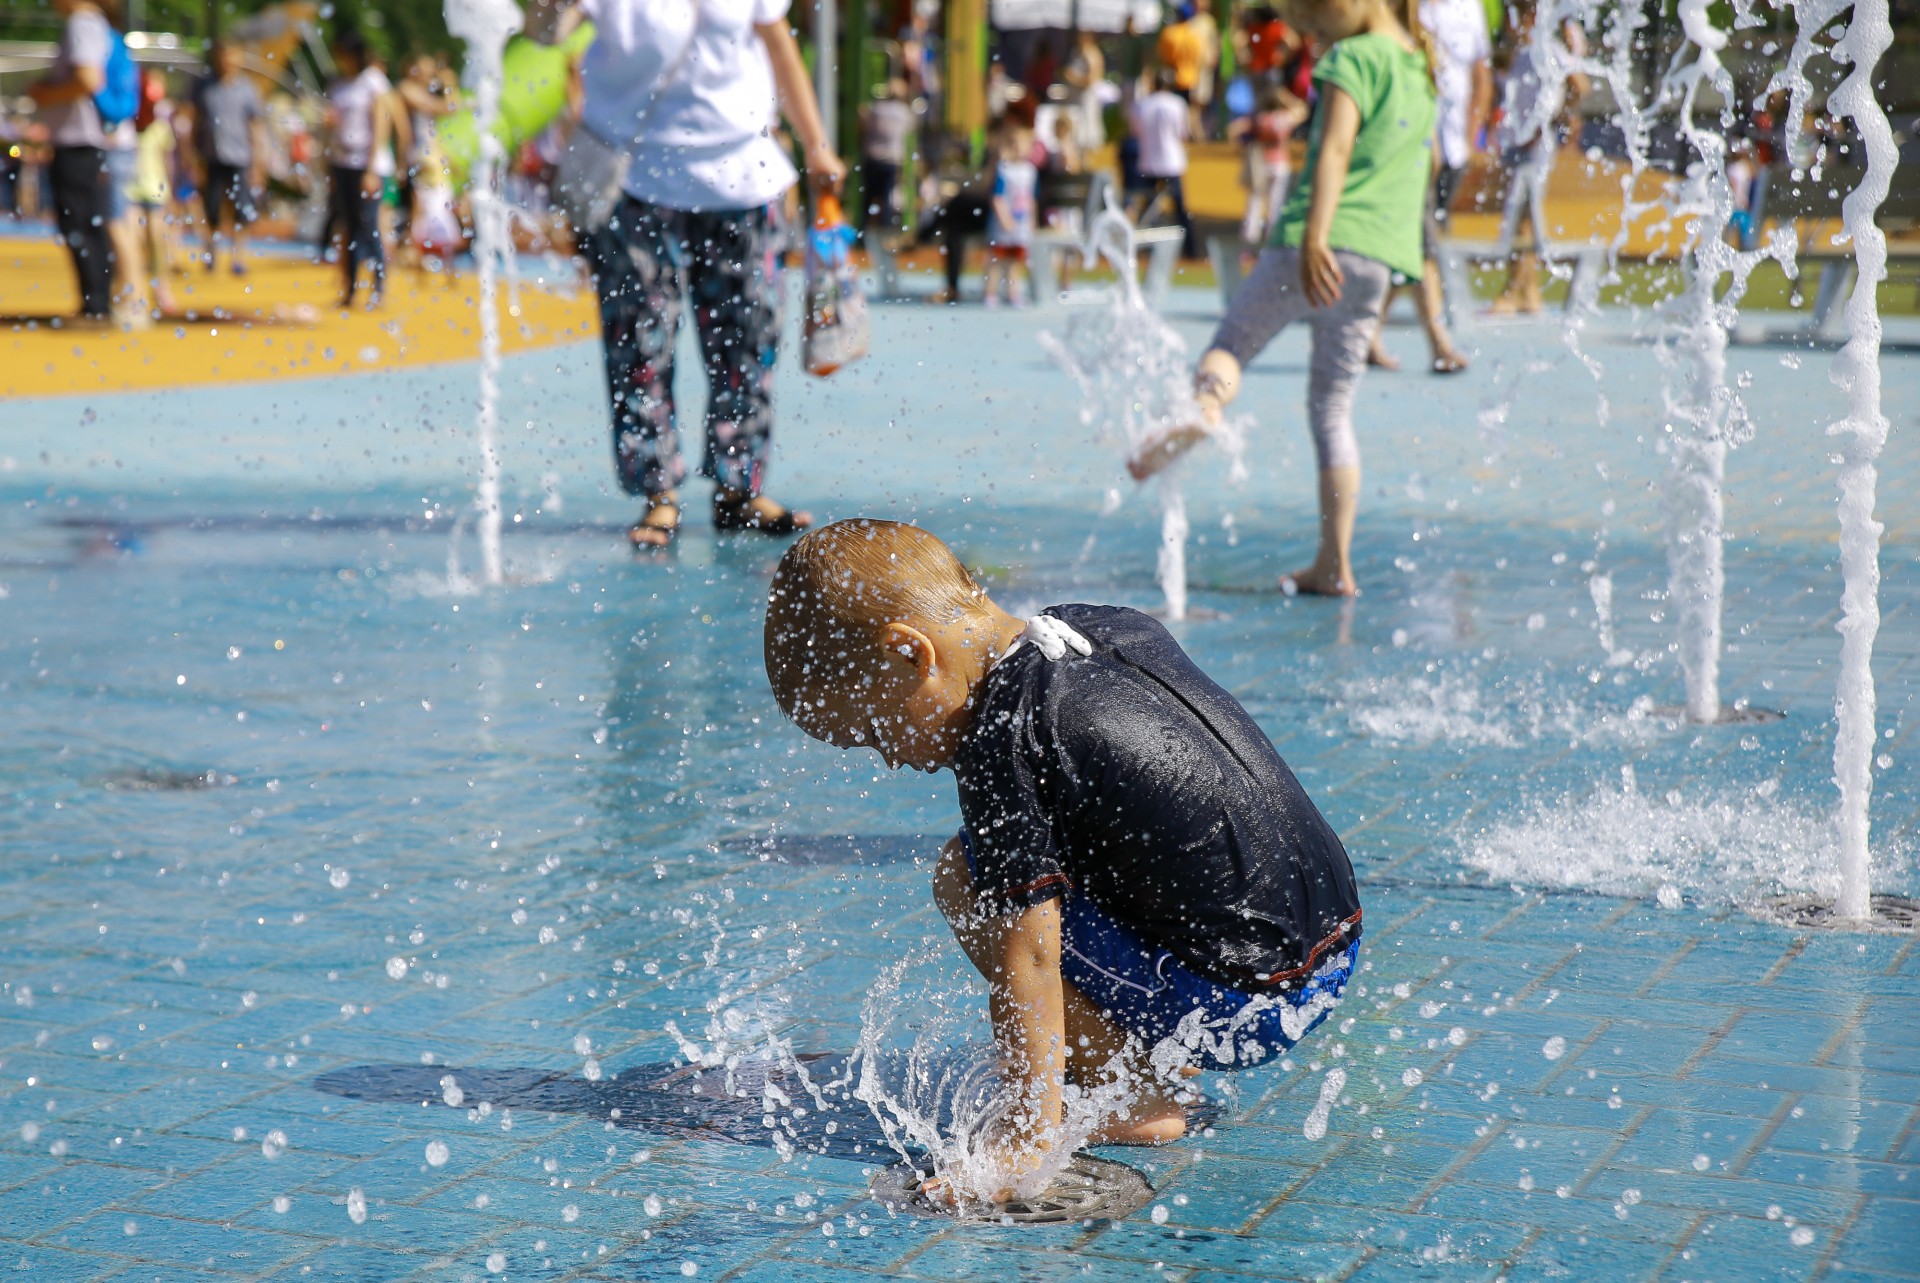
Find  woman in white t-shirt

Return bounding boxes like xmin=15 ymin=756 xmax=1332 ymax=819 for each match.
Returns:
xmin=576 ymin=0 xmax=845 ymax=548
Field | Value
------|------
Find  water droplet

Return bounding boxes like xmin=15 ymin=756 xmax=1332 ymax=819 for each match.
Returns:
xmin=486 ymin=1252 xmax=507 ymax=1273
xmin=262 ymin=1129 xmax=288 ymax=1160
xmin=1150 ymin=1204 xmax=1169 ymax=1224
xmin=272 ymin=1195 xmax=291 ymax=1214
xmin=1401 ymin=1068 xmax=1423 ymax=1087
xmin=1656 ymin=884 xmax=1684 ymax=910
xmin=1790 ymin=1226 xmax=1815 ymax=1247
xmin=122 ymin=1219 xmax=138 ymax=1235
xmin=680 ymin=1263 xmax=699 ymax=1277
xmin=1542 ymin=1036 xmax=1567 ymax=1061
xmin=644 ymin=1194 xmax=663 ymax=1217
xmin=329 ymin=868 xmax=351 ymax=889
xmin=1517 ymin=1174 xmax=1535 ymax=1192
xmin=425 ymin=1140 xmax=450 ymax=1168
xmin=1692 ymin=1154 xmax=1710 ymax=1172
xmin=1447 ymin=1027 xmax=1466 ymax=1047
xmin=385 ymin=957 xmax=408 ymax=980
xmin=562 ymin=1203 xmax=579 ymax=1223
xmin=346 ymin=1187 xmax=367 ymax=1224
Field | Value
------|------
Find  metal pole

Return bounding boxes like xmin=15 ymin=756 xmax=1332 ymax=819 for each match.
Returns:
xmin=816 ymin=0 xmax=838 ymax=155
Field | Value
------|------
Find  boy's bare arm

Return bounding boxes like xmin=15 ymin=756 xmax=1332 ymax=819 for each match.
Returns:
xmin=989 ymin=898 xmax=1068 ymax=1148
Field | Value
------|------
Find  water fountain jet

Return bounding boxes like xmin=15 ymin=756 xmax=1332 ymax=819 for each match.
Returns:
xmin=445 ymin=0 xmax=524 ymax=588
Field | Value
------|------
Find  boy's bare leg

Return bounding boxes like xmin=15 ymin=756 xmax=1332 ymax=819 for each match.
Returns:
xmin=1128 ymin=348 xmax=1239 ymax=482
xmin=1284 ymin=465 xmax=1360 ymax=597
xmin=932 ymin=840 xmax=1188 ymax=1148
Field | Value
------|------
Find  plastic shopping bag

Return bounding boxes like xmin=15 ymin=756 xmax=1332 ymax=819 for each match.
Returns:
xmin=803 ymin=193 xmax=870 ymax=377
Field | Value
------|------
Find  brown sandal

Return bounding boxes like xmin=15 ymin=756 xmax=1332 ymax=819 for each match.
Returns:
xmin=629 ymin=492 xmax=681 ymax=549
xmin=712 ymin=489 xmax=813 ymax=536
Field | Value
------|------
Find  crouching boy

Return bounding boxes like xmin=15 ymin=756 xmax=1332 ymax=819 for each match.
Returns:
xmin=763 ymin=520 xmax=1361 ymax=1197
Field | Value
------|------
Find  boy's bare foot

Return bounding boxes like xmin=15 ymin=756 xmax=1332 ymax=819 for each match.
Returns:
xmin=1430 ymin=347 xmax=1469 ymax=374
xmin=1487 ymin=294 xmax=1540 ymax=316
xmin=1366 ymin=344 xmax=1400 ymax=371
xmin=1281 ymin=566 xmax=1358 ymax=597
xmin=1088 ymin=1102 xmax=1188 ymax=1145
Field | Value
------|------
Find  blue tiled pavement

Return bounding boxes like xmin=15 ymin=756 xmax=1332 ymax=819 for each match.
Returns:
xmin=3 ymin=286 xmax=1917 ymax=1280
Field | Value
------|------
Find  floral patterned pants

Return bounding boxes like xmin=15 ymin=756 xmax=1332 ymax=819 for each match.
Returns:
xmin=587 ymin=198 xmax=781 ymax=498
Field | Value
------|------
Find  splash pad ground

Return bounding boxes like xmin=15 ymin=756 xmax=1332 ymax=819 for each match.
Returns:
xmin=3 ymin=280 xmax=1918 ymax=1280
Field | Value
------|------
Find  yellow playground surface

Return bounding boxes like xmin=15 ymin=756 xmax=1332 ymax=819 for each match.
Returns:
xmin=0 ymin=237 xmax=599 ymax=400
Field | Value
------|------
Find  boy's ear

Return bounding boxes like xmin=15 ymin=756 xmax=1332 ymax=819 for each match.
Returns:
xmin=877 ymin=622 xmax=939 ymax=680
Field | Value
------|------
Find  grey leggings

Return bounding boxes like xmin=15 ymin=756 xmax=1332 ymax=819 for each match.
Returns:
xmin=1207 ymin=245 xmax=1391 ymax=471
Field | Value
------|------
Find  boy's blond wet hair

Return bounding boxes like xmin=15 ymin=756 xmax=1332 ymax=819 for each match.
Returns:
xmin=764 ymin=519 xmax=988 ymax=717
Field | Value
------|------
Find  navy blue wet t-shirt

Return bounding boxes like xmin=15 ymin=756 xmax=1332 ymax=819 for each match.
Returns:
xmin=953 ymin=604 xmax=1361 ymax=992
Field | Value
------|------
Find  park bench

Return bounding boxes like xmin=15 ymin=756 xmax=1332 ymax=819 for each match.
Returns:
xmin=1027 ymin=172 xmax=1186 ymax=308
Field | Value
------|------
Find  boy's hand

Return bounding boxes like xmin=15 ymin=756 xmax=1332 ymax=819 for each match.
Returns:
xmin=918 ymin=1135 xmax=1058 ymax=1208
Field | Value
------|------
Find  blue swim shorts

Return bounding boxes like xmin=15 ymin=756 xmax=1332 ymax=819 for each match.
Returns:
xmin=961 ymin=832 xmax=1359 ymax=1073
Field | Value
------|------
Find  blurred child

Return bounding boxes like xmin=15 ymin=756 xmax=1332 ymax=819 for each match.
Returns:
xmin=1232 ymin=80 xmax=1307 ymax=244
xmin=126 ymin=68 xmax=179 ymax=315
xmin=764 ymin=520 xmax=1362 ymax=1205
xmin=983 ymin=114 xmax=1036 ymax=308
xmin=1129 ymin=0 xmax=1438 ymax=599
xmin=408 ymin=134 xmax=463 ymax=279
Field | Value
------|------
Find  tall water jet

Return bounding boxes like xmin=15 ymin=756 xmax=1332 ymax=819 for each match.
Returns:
xmin=1778 ymin=0 xmax=1895 ymax=919
xmin=1041 ymin=196 xmax=1243 ymax=621
xmin=1652 ymin=0 xmax=1800 ymax=723
xmin=446 ymin=0 xmax=525 ymax=587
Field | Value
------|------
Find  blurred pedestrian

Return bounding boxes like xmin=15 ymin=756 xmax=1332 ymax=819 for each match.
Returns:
xmin=1156 ymin=4 xmax=1205 ymax=102
xmin=325 ymin=28 xmax=394 ymax=308
xmin=127 ymin=68 xmax=180 ymax=315
xmin=1367 ymin=0 xmax=1484 ymax=372
xmin=1129 ymin=67 xmax=1195 ymax=258
xmin=1490 ymin=0 xmax=1585 ymax=314
xmin=572 ymin=0 xmax=845 ymax=548
xmin=1190 ymin=0 xmax=1222 ymax=138
xmin=29 ymin=0 xmax=117 ymax=323
xmin=983 ymin=112 xmax=1037 ymax=308
xmin=1232 ymin=81 xmax=1306 ymax=244
xmin=856 ymin=78 xmax=913 ymax=239
xmin=1060 ymin=28 xmax=1107 ymax=150
xmin=192 ymin=40 xmax=266 ymax=275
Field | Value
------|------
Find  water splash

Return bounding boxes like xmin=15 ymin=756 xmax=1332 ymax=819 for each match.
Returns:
xmin=1041 ymin=197 xmax=1245 ymax=620
xmin=847 ymin=946 xmax=1133 ymax=1208
xmin=445 ymin=0 xmax=524 ymax=588
xmin=1776 ymin=0 xmax=1894 ymax=917
xmin=1461 ymin=767 xmax=1911 ymax=905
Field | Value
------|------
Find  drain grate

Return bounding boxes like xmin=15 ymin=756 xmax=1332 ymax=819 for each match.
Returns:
xmin=1749 ymin=893 xmax=1920 ymax=934
xmin=871 ymin=1152 xmax=1154 ymax=1225
xmin=1644 ymin=703 xmax=1787 ymax=725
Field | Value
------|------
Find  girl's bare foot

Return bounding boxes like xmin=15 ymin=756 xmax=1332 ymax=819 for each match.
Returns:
xmin=1366 ymin=344 xmax=1400 ymax=370
xmin=1126 ymin=422 xmax=1211 ymax=482
xmin=1281 ymin=566 xmax=1358 ymax=597
xmin=1430 ymin=347 xmax=1469 ymax=374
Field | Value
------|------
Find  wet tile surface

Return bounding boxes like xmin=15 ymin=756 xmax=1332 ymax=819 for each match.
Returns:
xmin=4 ymin=293 xmax=1918 ymax=1279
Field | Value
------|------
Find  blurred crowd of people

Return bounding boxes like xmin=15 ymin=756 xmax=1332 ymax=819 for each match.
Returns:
xmin=3 ymin=0 xmax=550 ymax=325
xmin=3 ymin=0 xmax=1846 ymax=330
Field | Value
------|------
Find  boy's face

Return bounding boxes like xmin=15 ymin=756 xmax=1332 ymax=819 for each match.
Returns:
xmin=790 ymin=626 xmax=974 ymax=773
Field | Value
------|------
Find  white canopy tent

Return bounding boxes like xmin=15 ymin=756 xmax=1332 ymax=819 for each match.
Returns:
xmin=988 ymin=0 xmax=1164 ymax=32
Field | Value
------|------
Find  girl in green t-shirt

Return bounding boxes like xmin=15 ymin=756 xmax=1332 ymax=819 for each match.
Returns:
xmin=1130 ymin=0 xmax=1437 ymax=598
